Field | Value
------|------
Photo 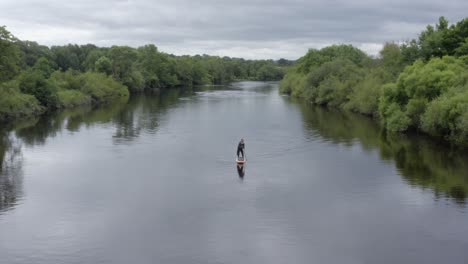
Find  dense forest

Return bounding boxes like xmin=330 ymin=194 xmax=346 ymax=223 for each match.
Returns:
xmin=281 ymin=16 xmax=468 ymax=145
xmin=0 ymin=26 xmax=287 ymax=121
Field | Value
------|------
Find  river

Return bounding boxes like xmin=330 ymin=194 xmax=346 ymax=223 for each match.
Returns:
xmin=0 ymin=81 xmax=467 ymax=263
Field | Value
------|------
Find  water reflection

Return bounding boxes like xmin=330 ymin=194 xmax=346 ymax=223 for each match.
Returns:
xmin=295 ymin=100 xmax=468 ymax=204
xmin=10 ymin=89 xmax=186 ymax=148
xmin=112 ymin=89 xmax=184 ymax=143
xmin=0 ymin=131 xmax=23 ymax=213
xmin=236 ymin=164 xmax=245 ymax=179
xmin=0 ymin=89 xmax=186 ymax=213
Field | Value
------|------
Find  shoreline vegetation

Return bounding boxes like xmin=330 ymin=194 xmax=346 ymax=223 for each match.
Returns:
xmin=0 ymin=26 xmax=289 ymax=122
xmin=280 ymin=16 xmax=468 ymax=146
xmin=2 ymin=17 xmax=468 ymax=147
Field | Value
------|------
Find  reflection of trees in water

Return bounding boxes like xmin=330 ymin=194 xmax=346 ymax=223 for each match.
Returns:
xmin=379 ymin=134 xmax=468 ymax=204
xmin=112 ymin=89 xmax=185 ymax=143
xmin=0 ymin=89 xmax=188 ymax=213
xmin=13 ymin=98 xmax=130 ymax=147
xmin=0 ymin=131 xmax=24 ymax=213
xmin=11 ymin=89 xmax=185 ymax=148
xmin=296 ymin=100 xmax=468 ymax=204
xmin=15 ymin=115 xmax=63 ymax=146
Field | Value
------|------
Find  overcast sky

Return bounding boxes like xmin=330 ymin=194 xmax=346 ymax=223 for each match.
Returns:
xmin=0 ymin=0 xmax=467 ymax=59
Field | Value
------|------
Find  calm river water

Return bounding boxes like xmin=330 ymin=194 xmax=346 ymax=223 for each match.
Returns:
xmin=0 ymin=81 xmax=467 ymax=264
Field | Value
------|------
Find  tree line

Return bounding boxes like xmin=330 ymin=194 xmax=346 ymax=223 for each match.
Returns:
xmin=281 ymin=16 xmax=468 ymax=145
xmin=0 ymin=26 xmax=287 ymax=121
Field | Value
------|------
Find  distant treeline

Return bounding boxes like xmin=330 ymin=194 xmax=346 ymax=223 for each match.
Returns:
xmin=281 ymin=17 xmax=468 ymax=145
xmin=0 ymin=26 xmax=289 ymax=121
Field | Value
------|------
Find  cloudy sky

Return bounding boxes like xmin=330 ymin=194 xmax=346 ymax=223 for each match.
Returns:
xmin=0 ymin=0 xmax=467 ymax=59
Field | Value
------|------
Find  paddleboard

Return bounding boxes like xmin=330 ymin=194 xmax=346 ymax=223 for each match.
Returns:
xmin=236 ymin=157 xmax=246 ymax=164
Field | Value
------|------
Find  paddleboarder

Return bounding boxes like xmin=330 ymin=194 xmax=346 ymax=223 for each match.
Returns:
xmin=237 ymin=138 xmax=245 ymax=160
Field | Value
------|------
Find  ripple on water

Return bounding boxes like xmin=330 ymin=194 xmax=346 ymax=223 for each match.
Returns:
xmin=195 ymin=90 xmax=267 ymax=100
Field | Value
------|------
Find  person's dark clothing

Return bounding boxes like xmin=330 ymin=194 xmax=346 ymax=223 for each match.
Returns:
xmin=237 ymin=141 xmax=245 ymax=158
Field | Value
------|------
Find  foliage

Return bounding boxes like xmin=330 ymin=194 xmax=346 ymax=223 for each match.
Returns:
xmin=296 ymin=44 xmax=367 ymax=74
xmin=0 ymin=26 xmax=21 ymax=82
xmin=95 ymin=56 xmax=112 ymax=76
xmin=0 ymin=80 xmax=43 ymax=120
xmin=305 ymin=58 xmax=364 ymax=106
xmin=279 ymin=70 xmax=307 ymax=97
xmin=57 ymin=90 xmax=91 ymax=108
xmin=79 ymin=72 xmax=129 ymax=103
xmin=421 ymin=86 xmax=468 ymax=143
xmin=379 ymin=56 xmax=467 ymax=131
xmin=282 ymin=16 xmax=468 ymax=145
xmin=379 ymin=42 xmax=406 ymax=79
xmin=401 ymin=17 xmax=468 ymax=63
xmin=0 ymin=25 xmax=288 ymax=123
xmin=281 ymin=45 xmax=368 ymax=110
xmin=17 ymin=40 xmax=54 ymax=68
xmin=344 ymin=69 xmax=389 ymax=116
xmin=18 ymin=69 xmax=59 ymax=109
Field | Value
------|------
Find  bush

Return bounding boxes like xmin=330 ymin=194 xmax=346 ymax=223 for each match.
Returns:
xmin=19 ymin=69 xmax=59 ymax=108
xmin=345 ymin=71 xmax=386 ymax=116
xmin=379 ymin=56 xmax=467 ymax=131
xmin=421 ymin=87 xmax=468 ymax=144
xmin=296 ymin=45 xmax=368 ymax=73
xmin=384 ymin=103 xmax=411 ymax=131
xmin=305 ymin=58 xmax=363 ymax=106
xmin=0 ymin=80 xmax=43 ymax=120
xmin=57 ymin=90 xmax=91 ymax=108
xmin=50 ymin=70 xmax=84 ymax=90
xmin=95 ymin=56 xmax=112 ymax=75
xmin=399 ymin=57 xmax=464 ymax=100
xmin=79 ymin=72 xmax=129 ymax=103
xmin=280 ymin=70 xmax=306 ymax=97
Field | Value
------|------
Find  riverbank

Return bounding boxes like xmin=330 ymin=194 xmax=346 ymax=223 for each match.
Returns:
xmin=0 ymin=71 xmax=129 ymax=122
xmin=0 ymin=25 xmax=287 ymax=123
xmin=280 ymin=17 xmax=468 ymax=146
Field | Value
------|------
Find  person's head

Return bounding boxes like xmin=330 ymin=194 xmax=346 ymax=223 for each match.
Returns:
xmin=241 ymin=138 xmax=244 ymax=143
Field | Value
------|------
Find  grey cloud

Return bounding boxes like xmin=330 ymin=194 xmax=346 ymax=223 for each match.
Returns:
xmin=1 ymin=0 xmax=467 ymax=59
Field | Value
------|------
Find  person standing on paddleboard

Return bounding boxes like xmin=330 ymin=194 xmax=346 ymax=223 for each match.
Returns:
xmin=237 ymin=139 xmax=245 ymax=160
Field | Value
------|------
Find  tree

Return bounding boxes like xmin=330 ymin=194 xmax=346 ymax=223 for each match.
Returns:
xmin=95 ymin=56 xmax=112 ymax=76
xmin=0 ymin=26 xmax=21 ymax=82
xmin=32 ymin=57 xmax=55 ymax=78
xmin=19 ymin=69 xmax=59 ymax=108
xmin=17 ymin=40 xmax=53 ymax=68
xmin=82 ymin=48 xmax=106 ymax=71
xmin=379 ymin=56 xmax=467 ymax=131
xmin=379 ymin=42 xmax=405 ymax=79
xmin=51 ymin=45 xmax=81 ymax=71
xmin=109 ymin=46 xmax=137 ymax=80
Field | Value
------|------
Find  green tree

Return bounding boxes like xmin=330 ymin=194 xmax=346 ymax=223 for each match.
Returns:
xmin=82 ymin=48 xmax=106 ymax=71
xmin=0 ymin=26 xmax=21 ymax=82
xmin=95 ymin=56 xmax=113 ymax=76
xmin=32 ymin=57 xmax=55 ymax=78
xmin=51 ymin=45 xmax=81 ymax=71
xmin=19 ymin=69 xmax=59 ymax=108
xmin=109 ymin=46 xmax=137 ymax=80
xmin=379 ymin=56 xmax=467 ymax=131
xmin=17 ymin=40 xmax=53 ymax=68
xmin=379 ymin=42 xmax=405 ymax=79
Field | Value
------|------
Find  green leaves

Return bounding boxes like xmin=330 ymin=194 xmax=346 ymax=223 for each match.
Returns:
xmin=282 ymin=45 xmax=367 ymax=108
xmin=282 ymin=16 xmax=468 ymax=145
xmin=421 ymin=87 xmax=468 ymax=143
xmin=379 ymin=56 xmax=468 ymax=135
xmin=95 ymin=56 xmax=112 ymax=76
xmin=0 ymin=26 xmax=21 ymax=82
xmin=0 ymin=80 xmax=43 ymax=121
